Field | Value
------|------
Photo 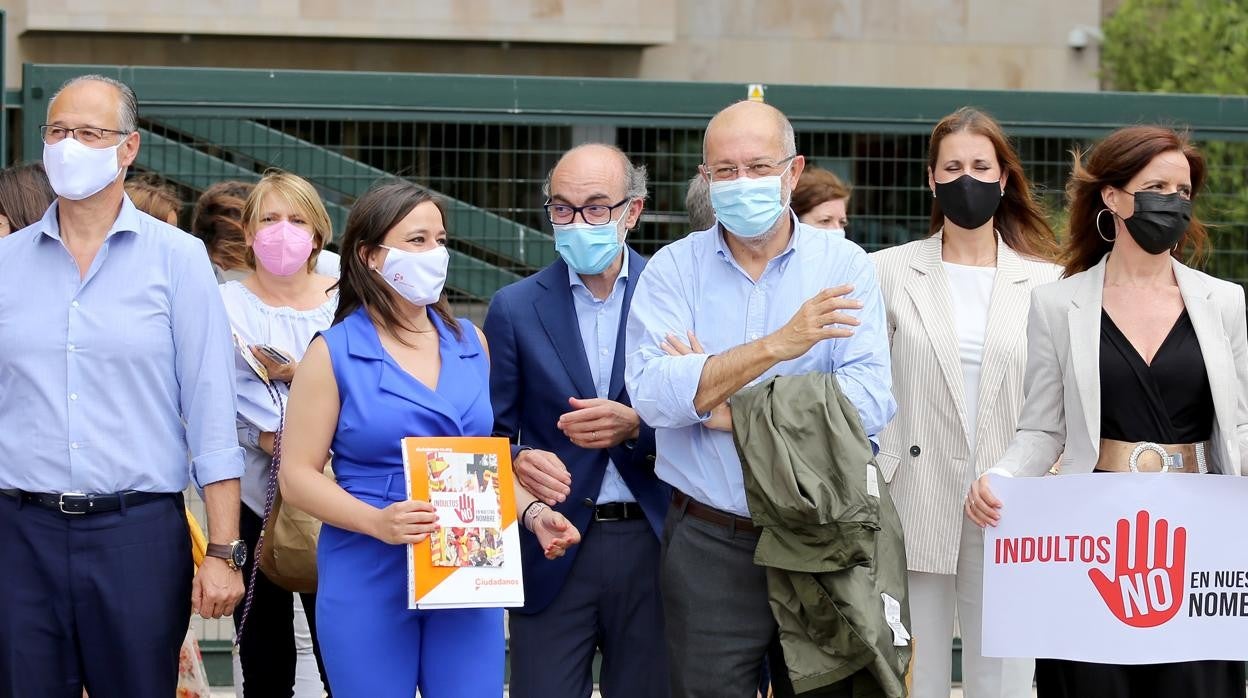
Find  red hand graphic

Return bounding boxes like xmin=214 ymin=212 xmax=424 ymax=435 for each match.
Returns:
xmin=1088 ymin=510 xmax=1186 ymax=628
xmin=454 ymin=493 xmax=476 ymax=524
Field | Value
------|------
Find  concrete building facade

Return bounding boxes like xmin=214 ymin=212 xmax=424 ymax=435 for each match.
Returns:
xmin=4 ymin=0 xmax=1104 ymax=91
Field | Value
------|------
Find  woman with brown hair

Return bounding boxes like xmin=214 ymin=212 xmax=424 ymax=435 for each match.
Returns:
xmin=872 ymin=107 xmax=1061 ymax=698
xmin=791 ymin=166 xmax=852 ymax=235
xmin=192 ymin=180 xmax=254 ymax=281
xmin=0 ymin=162 xmax=55 ymax=237
xmin=124 ymin=173 xmax=182 ymax=226
xmin=277 ymin=179 xmax=580 ymax=696
xmin=967 ymin=126 xmax=1248 ymax=696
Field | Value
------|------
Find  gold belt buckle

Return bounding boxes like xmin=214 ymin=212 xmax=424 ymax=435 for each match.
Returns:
xmin=1128 ymin=442 xmax=1176 ymax=473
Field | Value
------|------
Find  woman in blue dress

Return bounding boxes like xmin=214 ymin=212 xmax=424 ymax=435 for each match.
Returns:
xmin=279 ymin=181 xmax=580 ymax=697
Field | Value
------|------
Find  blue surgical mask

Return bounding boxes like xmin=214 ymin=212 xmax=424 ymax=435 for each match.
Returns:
xmin=709 ymin=167 xmax=792 ymax=239
xmin=553 ymin=206 xmax=628 ymax=275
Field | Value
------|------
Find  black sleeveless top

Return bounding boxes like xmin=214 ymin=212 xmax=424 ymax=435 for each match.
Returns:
xmin=1042 ymin=311 xmax=1240 ymax=690
xmin=1099 ymin=309 xmax=1214 ymax=444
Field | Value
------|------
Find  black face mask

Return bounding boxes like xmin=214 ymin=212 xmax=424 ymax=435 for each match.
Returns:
xmin=934 ymin=174 xmax=1003 ymax=230
xmin=1120 ymin=190 xmax=1192 ymax=255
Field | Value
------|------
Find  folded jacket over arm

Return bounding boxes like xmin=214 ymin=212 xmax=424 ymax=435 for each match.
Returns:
xmin=732 ymin=372 xmax=913 ymax=697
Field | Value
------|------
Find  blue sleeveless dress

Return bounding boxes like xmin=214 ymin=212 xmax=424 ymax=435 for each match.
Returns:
xmin=315 ymin=307 xmax=504 ymax=697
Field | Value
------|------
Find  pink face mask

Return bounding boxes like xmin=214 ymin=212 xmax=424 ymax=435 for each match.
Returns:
xmin=252 ymin=220 xmax=315 ymax=276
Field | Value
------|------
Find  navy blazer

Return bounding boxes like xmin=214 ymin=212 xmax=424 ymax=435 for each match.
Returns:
xmin=484 ymin=248 xmax=666 ymax=615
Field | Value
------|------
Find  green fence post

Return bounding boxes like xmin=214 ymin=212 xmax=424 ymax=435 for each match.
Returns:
xmin=0 ymin=8 xmax=7 ymax=167
xmin=21 ymin=63 xmax=48 ymax=166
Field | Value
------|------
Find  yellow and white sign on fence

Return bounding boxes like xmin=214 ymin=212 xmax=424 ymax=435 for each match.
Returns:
xmin=982 ymin=472 xmax=1248 ymax=664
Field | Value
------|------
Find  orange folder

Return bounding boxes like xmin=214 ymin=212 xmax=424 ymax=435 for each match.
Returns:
xmin=402 ymin=436 xmax=523 ymax=609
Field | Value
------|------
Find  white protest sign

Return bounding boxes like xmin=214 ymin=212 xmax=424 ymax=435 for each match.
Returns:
xmin=982 ymin=472 xmax=1248 ymax=664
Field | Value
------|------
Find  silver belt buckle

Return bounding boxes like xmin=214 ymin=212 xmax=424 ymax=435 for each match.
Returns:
xmin=59 ymin=491 xmax=88 ymax=515
xmin=1128 ymin=442 xmax=1174 ymax=473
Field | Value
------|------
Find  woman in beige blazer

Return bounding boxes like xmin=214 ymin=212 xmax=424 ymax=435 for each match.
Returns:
xmin=967 ymin=126 xmax=1248 ymax=697
xmin=872 ymin=108 xmax=1061 ymax=698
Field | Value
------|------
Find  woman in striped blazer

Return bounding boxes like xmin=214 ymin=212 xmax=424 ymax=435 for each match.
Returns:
xmin=871 ymin=108 xmax=1061 ymax=698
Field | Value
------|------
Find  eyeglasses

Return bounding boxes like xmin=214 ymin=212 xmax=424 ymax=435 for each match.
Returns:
xmin=701 ymin=155 xmax=796 ymax=182
xmin=544 ymin=198 xmax=631 ymax=226
xmin=40 ymin=125 xmax=132 ymax=147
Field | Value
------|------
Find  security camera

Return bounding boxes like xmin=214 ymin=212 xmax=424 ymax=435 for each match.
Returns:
xmin=1067 ymin=25 xmax=1104 ymax=51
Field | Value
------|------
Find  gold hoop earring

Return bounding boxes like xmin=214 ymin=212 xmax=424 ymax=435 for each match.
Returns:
xmin=1096 ymin=208 xmax=1117 ymax=243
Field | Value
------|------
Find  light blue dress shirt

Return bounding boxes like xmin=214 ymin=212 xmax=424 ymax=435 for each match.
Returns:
xmin=568 ymin=252 xmax=636 ymax=504
xmin=625 ymin=216 xmax=896 ymax=516
xmin=0 ymin=197 xmax=244 ymax=494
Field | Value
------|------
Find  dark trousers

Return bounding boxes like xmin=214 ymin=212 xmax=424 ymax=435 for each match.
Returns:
xmin=232 ymin=506 xmax=330 ymax=697
xmin=509 ymin=517 xmax=669 ymax=698
xmin=1036 ymin=658 xmax=1245 ymax=698
xmin=0 ymin=491 xmax=191 ymax=698
xmin=661 ymin=496 xmax=853 ymax=698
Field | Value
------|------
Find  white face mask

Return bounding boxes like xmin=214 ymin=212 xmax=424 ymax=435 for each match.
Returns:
xmin=375 ymin=245 xmax=450 ymax=307
xmin=43 ymin=137 xmax=124 ymax=201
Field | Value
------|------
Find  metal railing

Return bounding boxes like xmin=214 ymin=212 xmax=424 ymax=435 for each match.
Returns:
xmin=12 ymin=64 xmax=1248 ymax=293
xmin=9 ymin=60 xmax=1248 ymax=687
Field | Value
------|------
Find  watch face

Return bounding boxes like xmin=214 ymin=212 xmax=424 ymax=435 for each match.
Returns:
xmin=231 ymin=542 xmax=248 ymax=569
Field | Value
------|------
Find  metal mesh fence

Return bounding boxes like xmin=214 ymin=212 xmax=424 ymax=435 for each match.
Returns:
xmin=131 ymin=115 xmax=1248 ymax=297
xmin=11 ymin=66 xmax=1247 ymax=298
xmin=9 ymin=65 xmax=1248 ymax=674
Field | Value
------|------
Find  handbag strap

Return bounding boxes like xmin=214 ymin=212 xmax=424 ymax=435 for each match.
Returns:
xmin=235 ymin=379 xmax=285 ymax=643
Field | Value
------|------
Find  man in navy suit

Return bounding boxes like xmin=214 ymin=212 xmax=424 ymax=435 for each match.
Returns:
xmin=484 ymin=143 xmax=670 ymax=698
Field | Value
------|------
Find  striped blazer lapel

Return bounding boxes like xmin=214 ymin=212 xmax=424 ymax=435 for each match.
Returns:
xmin=973 ymin=241 xmax=1032 ymax=445
xmin=903 ymin=233 xmax=970 ymax=441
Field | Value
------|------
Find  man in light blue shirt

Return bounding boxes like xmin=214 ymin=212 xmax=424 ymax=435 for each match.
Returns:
xmin=625 ymin=100 xmax=896 ymax=697
xmin=485 ymin=144 xmax=669 ymax=697
xmin=0 ymin=75 xmax=245 ymax=697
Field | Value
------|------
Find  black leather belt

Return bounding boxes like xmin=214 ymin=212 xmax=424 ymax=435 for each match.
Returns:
xmin=593 ymin=501 xmax=646 ymax=522
xmin=0 ymin=489 xmax=176 ymax=515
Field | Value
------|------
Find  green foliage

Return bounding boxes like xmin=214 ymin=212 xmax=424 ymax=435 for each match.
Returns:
xmin=1102 ymin=0 xmax=1248 ymax=94
xmin=1101 ymin=0 xmax=1248 ymax=280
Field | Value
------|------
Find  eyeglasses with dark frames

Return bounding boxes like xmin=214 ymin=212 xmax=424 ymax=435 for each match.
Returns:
xmin=544 ymin=198 xmax=632 ymax=226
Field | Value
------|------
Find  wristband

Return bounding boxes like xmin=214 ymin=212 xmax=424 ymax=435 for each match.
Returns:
xmin=522 ymin=501 xmax=548 ymax=531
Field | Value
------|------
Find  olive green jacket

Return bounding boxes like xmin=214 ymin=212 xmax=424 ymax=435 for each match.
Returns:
xmin=732 ymin=372 xmax=912 ymax=697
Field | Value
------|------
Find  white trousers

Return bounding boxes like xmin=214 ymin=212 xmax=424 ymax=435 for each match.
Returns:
xmin=907 ymin=517 xmax=1034 ymax=698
